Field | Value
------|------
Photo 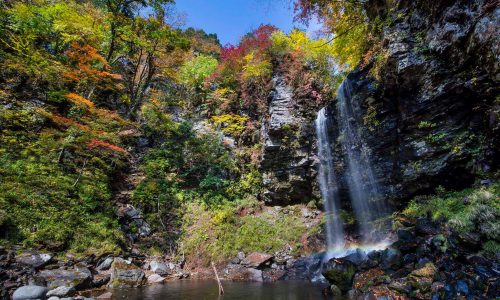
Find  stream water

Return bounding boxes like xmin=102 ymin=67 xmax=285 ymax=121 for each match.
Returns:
xmin=109 ymin=280 xmax=330 ymax=300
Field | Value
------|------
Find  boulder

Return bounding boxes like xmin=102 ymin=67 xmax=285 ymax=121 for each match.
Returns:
xmin=147 ymin=274 xmax=165 ymax=284
xmin=342 ymin=249 xmax=368 ymax=267
xmin=46 ymin=286 xmax=76 ymax=297
xmin=12 ymin=285 xmax=49 ymax=300
xmin=96 ymin=292 xmax=113 ymax=300
xmin=15 ymin=252 xmax=52 ymax=268
xmin=322 ymin=259 xmax=356 ymax=293
xmin=96 ymin=257 xmax=113 ymax=271
xmin=109 ymin=258 xmax=145 ymax=288
xmin=380 ymin=248 xmax=402 ymax=270
xmin=224 ymin=264 xmax=262 ymax=282
xmin=408 ymin=262 xmax=437 ymax=292
xmin=149 ymin=260 xmax=170 ymax=276
xmin=240 ymin=252 xmax=272 ymax=268
xmin=38 ymin=267 xmax=92 ymax=290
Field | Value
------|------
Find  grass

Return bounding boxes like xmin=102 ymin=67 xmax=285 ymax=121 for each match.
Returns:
xmin=180 ymin=198 xmax=309 ymax=264
xmin=403 ymin=183 xmax=500 ymax=255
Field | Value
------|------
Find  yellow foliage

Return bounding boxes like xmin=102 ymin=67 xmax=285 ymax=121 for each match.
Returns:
xmin=241 ymin=52 xmax=272 ymax=81
xmin=271 ymin=29 xmax=336 ymax=68
xmin=211 ymin=114 xmax=248 ymax=136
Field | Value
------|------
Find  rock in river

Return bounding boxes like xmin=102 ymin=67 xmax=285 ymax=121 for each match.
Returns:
xmin=12 ymin=285 xmax=48 ymax=300
xmin=240 ymin=252 xmax=272 ymax=268
xmin=109 ymin=258 xmax=145 ymax=288
xmin=38 ymin=267 xmax=92 ymax=290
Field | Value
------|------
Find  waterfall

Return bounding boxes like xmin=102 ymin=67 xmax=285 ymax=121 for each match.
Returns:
xmin=337 ymin=79 xmax=386 ymax=243
xmin=315 ymin=78 xmax=389 ymax=258
xmin=315 ymin=108 xmax=345 ymax=253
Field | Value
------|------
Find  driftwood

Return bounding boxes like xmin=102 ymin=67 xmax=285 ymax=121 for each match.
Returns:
xmin=211 ymin=261 xmax=224 ymax=295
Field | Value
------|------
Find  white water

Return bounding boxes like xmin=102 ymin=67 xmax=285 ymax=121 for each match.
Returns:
xmin=337 ymin=79 xmax=387 ymax=243
xmin=315 ymin=108 xmax=345 ymax=252
xmin=315 ymin=78 xmax=389 ymax=259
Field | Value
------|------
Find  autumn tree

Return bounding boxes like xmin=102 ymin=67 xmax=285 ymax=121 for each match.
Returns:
xmin=294 ymin=0 xmax=376 ymax=67
xmin=117 ymin=15 xmax=189 ymax=118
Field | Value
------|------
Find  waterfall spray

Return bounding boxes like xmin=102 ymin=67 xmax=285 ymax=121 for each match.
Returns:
xmin=315 ymin=108 xmax=345 ymax=255
xmin=337 ymin=79 xmax=387 ymax=243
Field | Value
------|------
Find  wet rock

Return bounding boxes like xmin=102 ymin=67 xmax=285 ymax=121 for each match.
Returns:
xmin=328 ymin=284 xmax=342 ymax=297
xmin=322 ymin=259 xmax=356 ymax=293
xmin=15 ymin=252 xmax=53 ymax=269
xmin=396 ymin=228 xmax=415 ymax=241
xmin=388 ymin=280 xmax=411 ymax=294
xmin=408 ymin=262 xmax=437 ymax=292
xmin=240 ymin=252 xmax=272 ymax=268
xmin=38 ymin=267 xmax=92 ymax=290
xmin=109 ymin=258 xmax=145 ymax=288
xmin=342 ymin=249 xmax=368 ymax=267
xmin=46 ymin=286 xmax=76 ymax=298
xmin=281 ymin=256 xmax=322 ymax=281
xmin=402 ymin=253 xmax=417 ymax=265
xmin=12 ymin=285 xmax=49 ymax=300
xmin=224 ymin=264 xmax=262 ymax=282
xmin=456 ymin=280 xmax=469 ymax=296
xmin=262 ymin=269 xmax=286 ymax=282
xmin=92 ymin=274 xmax=110 ymax=288
xmin=380 ymin=248 xmax=402 ymax=270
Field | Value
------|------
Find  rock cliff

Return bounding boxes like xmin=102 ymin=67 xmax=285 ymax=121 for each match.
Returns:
xmin=265 ymin=0 xmax=499 ymax=206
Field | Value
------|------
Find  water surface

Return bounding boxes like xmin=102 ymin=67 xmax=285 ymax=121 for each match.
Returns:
xmin=110 ymin=280 xmax=330 ymax=300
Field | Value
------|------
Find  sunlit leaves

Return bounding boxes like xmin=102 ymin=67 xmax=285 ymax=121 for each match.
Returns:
xmin=179 ymin=54 xmax=218 ymax=91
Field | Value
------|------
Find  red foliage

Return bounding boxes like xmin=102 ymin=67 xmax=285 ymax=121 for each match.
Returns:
xmin=220 ymin=24 xmax=278 ymax=62
xmin=87 ymin=139 xmax=128 ymax=154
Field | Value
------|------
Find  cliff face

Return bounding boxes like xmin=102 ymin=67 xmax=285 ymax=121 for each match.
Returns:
xmin=326 ymin=0 xmax=499 ymax=204
xmin=260 ymin=76 xmax=320 ymax=205
xmin=260 ymin=0 xmax=499 ymax=206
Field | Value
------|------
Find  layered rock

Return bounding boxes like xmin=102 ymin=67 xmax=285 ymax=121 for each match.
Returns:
xmin=260 ymin=76 xmax=319 ymax=205
xmin=324 ymin=0 xmax=499 ymax=205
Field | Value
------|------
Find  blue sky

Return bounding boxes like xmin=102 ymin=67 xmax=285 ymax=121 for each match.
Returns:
xmin=174 ymin=0 xmax=322 ymax=45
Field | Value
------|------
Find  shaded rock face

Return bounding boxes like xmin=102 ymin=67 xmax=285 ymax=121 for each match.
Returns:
xmin=260 ymin=76 xmax=320 ymax=205
xmin=325 ymin=0 xmax=499 ymax=205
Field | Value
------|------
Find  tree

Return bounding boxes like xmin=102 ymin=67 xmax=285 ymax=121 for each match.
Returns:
xmin=294 ymin=0 xmax=374 ymax=67
xmin=118 ymin=15 xmax=189 ymax=118
xmin=91 ymin=0 xmax=174 ymax=61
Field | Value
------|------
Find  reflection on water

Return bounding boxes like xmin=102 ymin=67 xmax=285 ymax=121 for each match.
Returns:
xmin=110 ymin=280 xmax=330 ymax=300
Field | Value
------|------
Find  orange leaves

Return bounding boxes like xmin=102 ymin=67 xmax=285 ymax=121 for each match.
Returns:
xmin=63 ymin=43 xmax=122 ymax=85
xmin=66 ymin=93 xmax=95 ymax=108
xmin=44 ymin=112 xmax=91 ymax=132
xmin=87 ymin=139 xmax=128 ymax=154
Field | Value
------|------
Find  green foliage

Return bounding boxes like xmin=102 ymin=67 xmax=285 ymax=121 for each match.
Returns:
xmin=179 ymin=54 xmax=218 ymax=90
xmin=181 ymin=200 xmax=307 ymax=263
xmin=403 ymin=183 xmax=500 ymax=255
xmin=0 ymin=108 xmax=127 ymax=255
